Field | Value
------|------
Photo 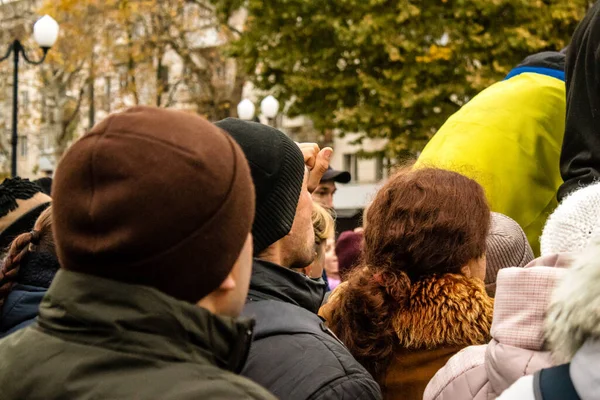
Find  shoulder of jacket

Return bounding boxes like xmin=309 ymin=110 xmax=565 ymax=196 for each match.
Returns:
xmin=424 ymin=345 xmax=487 ymax=400
xmin=309 ymin=373 xmax=382 ymax=400
xmin=200 ymin=371 xmax=277 ymax=400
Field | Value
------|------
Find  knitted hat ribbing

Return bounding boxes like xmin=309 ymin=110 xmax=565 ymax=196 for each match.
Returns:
xmin=53 ymin=107 xmax=255 ymax=304
xmin=215 ymin=118 xmax=305 ymax=254
xmin=541 ymin=182 xmax=600 ymax=256
xmin=485 ymin=212 xmax=534 ymax=296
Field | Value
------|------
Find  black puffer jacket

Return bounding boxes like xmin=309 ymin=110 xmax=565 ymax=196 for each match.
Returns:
xmin=559 ymin=1 xmax=600 ymax=200
xmin=241 ymin=259 xmax=382 ymax=400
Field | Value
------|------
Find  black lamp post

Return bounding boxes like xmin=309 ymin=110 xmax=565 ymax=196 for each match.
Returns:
xmin=0 ymin=15 xmax=59 ymax=177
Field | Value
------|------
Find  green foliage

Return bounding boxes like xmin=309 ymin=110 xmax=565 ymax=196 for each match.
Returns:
xmin=219 ymin=0 xmax=590 ymax=154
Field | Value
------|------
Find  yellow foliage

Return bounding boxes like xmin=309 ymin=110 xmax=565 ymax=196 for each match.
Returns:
xmin=416 ymin=45 xmax=452 ymax=63
xmin=388 ymin=46 xmax=401 ymax=61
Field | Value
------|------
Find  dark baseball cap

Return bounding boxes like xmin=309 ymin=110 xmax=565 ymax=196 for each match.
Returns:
xmin=321 ymin=166 xmax=351 ymax=184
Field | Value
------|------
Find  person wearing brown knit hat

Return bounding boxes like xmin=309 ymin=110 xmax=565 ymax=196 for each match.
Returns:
xmin=485 ymin=212 xmax=535 ymax=297
xmin=0 ymin=107 xmax=276 ymax=400
xmin=216 ymin=118 xmax=382 ymax=400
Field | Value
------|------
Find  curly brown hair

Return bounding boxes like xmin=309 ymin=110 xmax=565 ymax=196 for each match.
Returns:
xmin=326 ymin=168 xmax=490 ymax=379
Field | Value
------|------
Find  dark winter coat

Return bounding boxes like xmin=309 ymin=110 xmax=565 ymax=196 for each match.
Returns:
xmin=559 ymin=1 xmax=600 ymax=200
xmin=241 ymin=259 xmax=382 ymax=400
xmin=0 ymin=284 xmax=46 ymax=337
xmin=0 ymin=269 xmax=276 ymax=400
xmin=0 ymin=250 xmax=60 ymax=337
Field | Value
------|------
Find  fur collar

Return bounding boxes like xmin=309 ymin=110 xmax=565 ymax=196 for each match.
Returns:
xmin=392 ymin=273 xmax=493 ymax=349
xmin=546 ymin=245 xmax=600 ymax=363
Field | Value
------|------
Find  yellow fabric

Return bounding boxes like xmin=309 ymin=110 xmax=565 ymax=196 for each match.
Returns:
xmin=416 ymin=73 xmax=565 ymax=255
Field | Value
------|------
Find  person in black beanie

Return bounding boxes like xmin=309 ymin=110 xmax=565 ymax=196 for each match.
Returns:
xmin=558 ymin=1 xmax=600 ymax=201
xmin=216 ymin=118 xmax=382 ymax=400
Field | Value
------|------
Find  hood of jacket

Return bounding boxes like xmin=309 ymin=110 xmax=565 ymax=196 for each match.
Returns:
xmin=424 ymin=254 xmax=571 ymax=400
xmin=37 ymin=269 xmax=255 ymax=374
xmin=0 ymin=284 xmax=46 ymax=337
xmin=416 ymin=50 xmax=565 ymax=254
xmin=248 ymin=258 xmax=326 ymax=314
xmin=546 ymin=241 xmax=600 ymax=363
xmin=505 ymin=51 xmax=566 ymax=81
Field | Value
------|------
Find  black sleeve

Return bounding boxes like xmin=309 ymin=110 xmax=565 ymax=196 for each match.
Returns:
xmin=559 ymin=1 xmax=600 ymax=201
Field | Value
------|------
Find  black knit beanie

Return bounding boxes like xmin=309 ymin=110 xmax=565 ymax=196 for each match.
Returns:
xmin=215 ymin=118 xmax=305 ymax=254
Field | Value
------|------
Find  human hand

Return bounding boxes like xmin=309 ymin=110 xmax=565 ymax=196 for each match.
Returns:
xmin=297 ymin=142 xmax=333 ymax=193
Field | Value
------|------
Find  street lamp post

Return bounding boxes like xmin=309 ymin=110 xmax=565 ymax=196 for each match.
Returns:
xmin=260 ymin=95 xmax=280 ymax=128
xmin=0 ymin=15 xmax=59 ymax=177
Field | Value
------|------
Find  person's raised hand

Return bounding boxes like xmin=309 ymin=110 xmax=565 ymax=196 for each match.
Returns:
xmin=296 ymin=142 xmax=333 ymax=193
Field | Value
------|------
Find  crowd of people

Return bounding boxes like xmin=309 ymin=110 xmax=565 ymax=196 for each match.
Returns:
xmin=0 ymin=2 xmax=599 ymax=400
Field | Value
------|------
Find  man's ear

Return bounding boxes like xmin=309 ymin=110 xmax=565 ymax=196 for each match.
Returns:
xmin=218 ymin=273 xmax=236 ymax=291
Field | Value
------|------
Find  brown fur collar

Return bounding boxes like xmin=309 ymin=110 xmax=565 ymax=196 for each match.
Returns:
xmin=392 ymin=273 xmax=493 ymax=350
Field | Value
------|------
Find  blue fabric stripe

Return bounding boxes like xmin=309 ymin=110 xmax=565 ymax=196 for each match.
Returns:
xmin=504 ymin=66 xmax=565 ymax=81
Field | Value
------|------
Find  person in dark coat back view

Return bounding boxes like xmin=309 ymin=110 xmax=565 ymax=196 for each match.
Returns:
xmin=558 ymin=1 xmax=600 ymax=201
xmin=216 ymin=118 xmax=382 ymax=400
xmin=0 ymin=206 xmax=58 ymax=337
xmin=0 ymin=107 xmax=276 ymax=400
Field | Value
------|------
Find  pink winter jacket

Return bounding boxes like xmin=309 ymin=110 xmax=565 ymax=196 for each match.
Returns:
xmin=423 ymin=254 xmax=573 ymax=400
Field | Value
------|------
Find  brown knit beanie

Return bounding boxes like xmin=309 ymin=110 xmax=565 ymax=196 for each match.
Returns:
xmin=485 ymin=212 xmax=534 ymax=296
xmin=52 ymin=106 xmax=255 ymax=303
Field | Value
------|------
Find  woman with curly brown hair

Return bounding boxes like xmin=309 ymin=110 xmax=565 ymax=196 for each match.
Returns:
xmin=320 ymin=168 xmax=494 ymax=400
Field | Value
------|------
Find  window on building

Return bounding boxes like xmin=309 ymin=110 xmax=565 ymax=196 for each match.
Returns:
xmin=49 ymin=108 xmax=57 ymax=124
xmin=119 ymin=66 xmax=128 ymax=90
xmin=343 ymin=153 xmax=358 ymax=183
xmin=21 ymin=91 xmax=30 ymax=109
xmin=42 ymin=134 xmax=52 ymax=151
xmin=19 ymin=136 xmax=28 ymax=157
xmin=40 ymin=93 xmax=47 ymax=123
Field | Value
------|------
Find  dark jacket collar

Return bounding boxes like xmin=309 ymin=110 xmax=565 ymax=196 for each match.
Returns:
xmin=516 ymin=51 xmax=565 ymax=72
xmin=248 ymin=258 xmax=326 ymax=314
xmin=505 ymin=51 xmax=566 ymax=81
xmin=37 ymin=269 xmax=254 ymax=373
